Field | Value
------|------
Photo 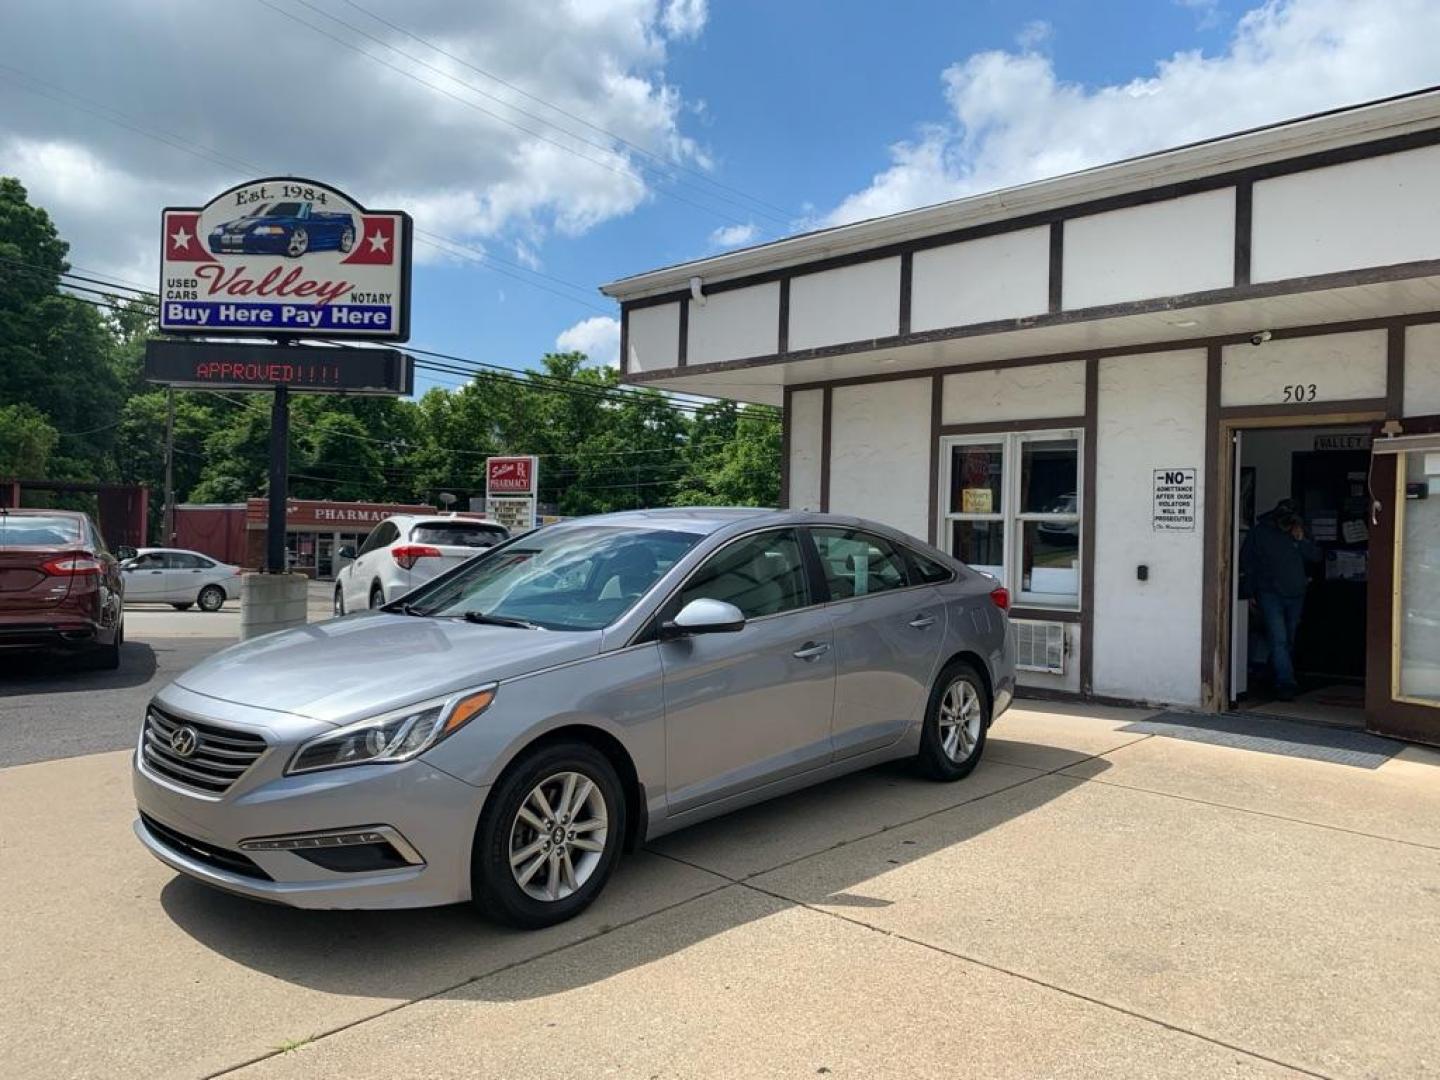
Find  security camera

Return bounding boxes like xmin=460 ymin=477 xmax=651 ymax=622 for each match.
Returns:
xmin=1249 ymin=330 xmax=1273 ymax=346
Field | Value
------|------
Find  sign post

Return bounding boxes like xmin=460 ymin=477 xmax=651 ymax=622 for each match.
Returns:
xmin=151 ymin=177 xmax=412 ymax=636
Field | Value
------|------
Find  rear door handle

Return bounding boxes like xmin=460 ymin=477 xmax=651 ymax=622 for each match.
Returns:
xmin=908 ymin=615 xmax=936 ymax=629
xmin=792 ymin=641 xmax=830 ymax=660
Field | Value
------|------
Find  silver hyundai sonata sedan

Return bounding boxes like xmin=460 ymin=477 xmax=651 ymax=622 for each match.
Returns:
xmin=133 ymin=509 xmax=1016 ymax=928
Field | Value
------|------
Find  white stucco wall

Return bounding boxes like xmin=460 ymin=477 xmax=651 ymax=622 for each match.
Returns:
xmin=787 ymin=389 xmax=825 ymax=511
xmin=626 ymin=303 xmax=679 ymax=373
xmin=1093 ymin=349 xmax=1208 ymax=706
xmin=911 ymin=227 xmax=1050 ymax=331
xmin=1404 ymin=324 xmax=1440 ymax=417
xmin=687 ymin=283 xmax=779 ymax=365
xmin=1062 ymin=189 xmax=1235 ymax=310
xmin=942 ymin=361 xmax=1086 ymax=425
xmin=788 ymin=257 xmax=901 ymax=352
xmin=1220 ymin=330 xmax=1387 ymax=407
xmin=1251 ymin=144 xmax=1440 ymax=283
xmin=827 ymin=378 xmax=932 ymax=540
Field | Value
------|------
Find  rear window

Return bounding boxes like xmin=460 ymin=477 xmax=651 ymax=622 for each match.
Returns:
xmin=0 ymin=515 xmax=83 ymax=548
xmin=410 ymin=522 xmax=507 ymax=548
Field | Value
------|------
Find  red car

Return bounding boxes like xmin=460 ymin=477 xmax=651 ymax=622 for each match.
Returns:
xmin=0 ymin=509 xmax=126 ymax=669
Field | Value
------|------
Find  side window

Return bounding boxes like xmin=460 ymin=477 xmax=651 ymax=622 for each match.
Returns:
xmin=907 ymin=548 xmax=955 ymax=585
xmin=358 ymin=522 xmax=395 ymax=555
xmin=811 ymin=528 xmax=910 ymax=599
xmin=676 ymin=529 xmax=809 ymax=619
xmin=132 ymin=553 xmax=165 ymax=569
xmin=172 ymin=553 xmax=209 ymax=569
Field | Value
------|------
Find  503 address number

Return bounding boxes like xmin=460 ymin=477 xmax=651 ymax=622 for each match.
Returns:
xmin=1281 ymin=383 xmax=1318 ymax=402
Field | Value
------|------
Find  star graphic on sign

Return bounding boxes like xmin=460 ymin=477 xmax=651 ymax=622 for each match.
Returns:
xmin=367 ymin=229 xmax=390 ymax=254
xmin=170 ymin=226 xmax=193 ymax=251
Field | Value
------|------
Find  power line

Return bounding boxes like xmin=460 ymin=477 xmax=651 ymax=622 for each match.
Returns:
xmin=335 ymin=0 xmax=791 ymax=223
xmin=250 ymin=0 xmax=757 ymax=229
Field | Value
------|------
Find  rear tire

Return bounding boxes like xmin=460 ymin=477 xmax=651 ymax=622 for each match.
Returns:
xmin=89 ymin=620 xmax=122 ymax=671
xmin=471 ymin=741 xmax=626 ymax=929
xmin=197 ymin=585 xmax=225 ymax=612
xmin=915 ymin=659 xmax=989 ymax=781
xmin=368 ymin=584 xmax=385 ymax=610
xmin=171 ymin=602 xmax=193 ymax=611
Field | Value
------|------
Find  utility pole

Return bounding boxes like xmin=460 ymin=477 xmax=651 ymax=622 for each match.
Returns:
xmin=163 ymin=386 xmax=175 ymax=545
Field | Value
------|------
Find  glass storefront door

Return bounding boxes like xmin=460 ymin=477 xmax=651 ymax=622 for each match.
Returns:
xmin=1394 ymin=450 xmax=1440 ymax=707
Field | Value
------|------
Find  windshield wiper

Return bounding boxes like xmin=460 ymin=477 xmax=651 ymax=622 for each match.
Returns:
xmin=461 ymin=611 xmax=539 ymax=629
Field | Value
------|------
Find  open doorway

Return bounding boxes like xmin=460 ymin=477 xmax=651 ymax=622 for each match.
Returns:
xmin=1230 ymin=424 xmax=1372 ymax=728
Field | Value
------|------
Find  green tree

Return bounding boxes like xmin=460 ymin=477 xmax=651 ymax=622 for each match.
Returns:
xmin=0 ymin=402 xmax=59 ymax=477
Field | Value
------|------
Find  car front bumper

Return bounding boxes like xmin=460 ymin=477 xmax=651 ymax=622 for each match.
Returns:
xmin=132 ymin=744 xmax=489 ymax=910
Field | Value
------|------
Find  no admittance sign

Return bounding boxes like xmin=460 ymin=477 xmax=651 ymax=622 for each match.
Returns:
xmin=1153 ymin=468 xmax=1197 ymax=532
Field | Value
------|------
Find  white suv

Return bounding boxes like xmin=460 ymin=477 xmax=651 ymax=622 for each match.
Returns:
xmin=333 ymin=515 xmax=509 ymax=614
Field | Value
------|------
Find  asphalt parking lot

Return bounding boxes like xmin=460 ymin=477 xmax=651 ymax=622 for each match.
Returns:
xmin=3 ymin=600 xmax=1440 ymax=1079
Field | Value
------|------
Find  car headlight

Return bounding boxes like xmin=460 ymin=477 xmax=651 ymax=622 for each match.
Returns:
xmin=287 ymin=685 xmax=496 ymax=775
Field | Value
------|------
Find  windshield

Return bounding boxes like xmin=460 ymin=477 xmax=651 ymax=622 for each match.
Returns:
xmin=410 ymin=522 xmax=506 ymax=547
xmin=266 ymin=202 xmax=302 ymax=217
xmin=402 ymin=524 xmax=701 ymax=631
xmin=0 ymin=514 xmax=82 ymax=547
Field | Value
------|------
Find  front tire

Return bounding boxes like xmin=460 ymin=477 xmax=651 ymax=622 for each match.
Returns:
xmin=197 ymin=585 xmax=225 ymax=612
xmin=333 ymin=586 xmax=345 ymax=616
xmin=471 ymin=742 xmax=626 ymax=929
xmin=915 ymin=659 xmax=990 ymax=781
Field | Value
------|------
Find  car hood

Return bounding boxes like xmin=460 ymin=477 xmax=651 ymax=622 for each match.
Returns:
xmin=172 ymin=613 xmax=602 ymax=725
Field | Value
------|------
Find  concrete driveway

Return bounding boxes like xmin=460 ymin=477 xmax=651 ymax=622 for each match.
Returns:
xmin=2 ymin=685 xmax=1438 ymax=1079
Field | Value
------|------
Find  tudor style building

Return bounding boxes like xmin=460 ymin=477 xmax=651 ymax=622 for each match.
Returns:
xmin=605 ymin=89 xmax=1440 ymax=745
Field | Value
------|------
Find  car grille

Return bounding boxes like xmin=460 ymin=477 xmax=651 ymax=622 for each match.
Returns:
xmin=142 ymin=706 xmax=267 ymax=795
xmin=139 ymin=814 xmax=273 ymax=881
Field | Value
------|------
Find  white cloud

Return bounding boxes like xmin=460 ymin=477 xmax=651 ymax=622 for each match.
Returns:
xmin=0 ymin=0 xmax=710 ymax=282
xmin=556 ymin=315 xmax=622 ymax=367
xmin=1177 ymin=0 xmax=1226 ymax=29
xmin=827 ymin=0 xmax=1440 ymax=227
xmin=709 ymin=222 xmax=758 ymax=248
xmin=661 ymin=0 xmax=708 ymax=39
xmin=1016 ymin=19 xmax=1052 ymax=49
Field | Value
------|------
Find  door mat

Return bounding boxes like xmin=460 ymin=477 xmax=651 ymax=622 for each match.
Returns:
xmin=1121 ymin=712 xmax=1403 ymax=770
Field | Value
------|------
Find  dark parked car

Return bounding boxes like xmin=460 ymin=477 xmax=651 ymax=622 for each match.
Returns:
xmin=208 ymin=201 xmax=356 ymax=258
xmin=0 ymin=509 xmax=125 ymax=669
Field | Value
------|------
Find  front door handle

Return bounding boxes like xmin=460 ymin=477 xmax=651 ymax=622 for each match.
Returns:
xmin=908 ymin=614 xmax=936 ymax=629
xmin=792 ymin=641 xmax=830 ymax=660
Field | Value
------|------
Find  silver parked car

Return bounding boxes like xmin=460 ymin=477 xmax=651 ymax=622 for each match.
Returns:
xmin=121 ymin=548 xmax=241 ymax=611
xmin=133 ymin=509 xmax=1016 ymax=928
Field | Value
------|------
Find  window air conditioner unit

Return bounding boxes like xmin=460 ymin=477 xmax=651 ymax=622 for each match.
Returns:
xmin=1011 ymin=619 xmax=1066 ymax=675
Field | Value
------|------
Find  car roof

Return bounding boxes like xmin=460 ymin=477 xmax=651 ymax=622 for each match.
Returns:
xmin=136 ymin=547 xmax=222 ymax=558
xmin=1 ymin=508 xmax=86 ymax=518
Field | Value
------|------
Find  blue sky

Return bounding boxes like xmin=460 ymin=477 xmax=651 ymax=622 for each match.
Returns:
xmin=3 ymin=0 xmax=1437 ymax=395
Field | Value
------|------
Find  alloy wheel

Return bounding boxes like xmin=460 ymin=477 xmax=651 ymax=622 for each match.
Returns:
xmin=937 ymin=678 xmax=983 ymax=763
xmin=508 ymin=771 xmax=608 ymax=902
xmin=288 ymin=228 xmax=308 ymax=257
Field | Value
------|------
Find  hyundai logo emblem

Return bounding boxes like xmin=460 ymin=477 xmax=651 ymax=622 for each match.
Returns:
xmin=169 ymin=725 xmax=199 ymax=758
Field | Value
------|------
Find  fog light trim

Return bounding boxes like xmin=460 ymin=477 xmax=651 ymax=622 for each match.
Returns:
xmin=239 ymin=825 xmax=424 ymax=866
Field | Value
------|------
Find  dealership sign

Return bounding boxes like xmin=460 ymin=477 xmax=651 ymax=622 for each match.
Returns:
xmin=160 ymin=177 xmax=412 ymax=341
xmin=145 ymin=339 xmax=412 ymax=395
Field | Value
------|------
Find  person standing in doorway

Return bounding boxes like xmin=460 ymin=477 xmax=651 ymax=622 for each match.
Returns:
xmin=1240 ymin=498 xmax=1321 ymax=701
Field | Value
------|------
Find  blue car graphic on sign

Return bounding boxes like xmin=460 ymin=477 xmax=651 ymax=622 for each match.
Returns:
xmin=208 ymin=201 xmax=357 ymax=258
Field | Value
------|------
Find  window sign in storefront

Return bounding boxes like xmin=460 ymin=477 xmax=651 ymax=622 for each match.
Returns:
xmin=941 ymin=431 xmax=1081 ymax=609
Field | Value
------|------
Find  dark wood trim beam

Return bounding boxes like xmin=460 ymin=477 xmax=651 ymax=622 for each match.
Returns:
xmin=1387 ymin=322 xmax=1405 ymax=416
xmin=940 ymin=415 xmax=1086 ymax=437
xmin=928 ymin=374 xmax=941 ymax=545
xmin=613 ymin=125 xmax=1440 ymax=310
xmin=1009 ymin=606 xmax=1083 ymax=624
xmin=1217 ymin=397 xmax=1388 ymax=420
xmin=819 ymin=387 xmax=833 ymax=512
xmin=1080 ymin=358 xmax=1099 ymax=698
xmin=618 ymin=307 xmax=630 ymax=377
xmin=899 ymin=253 xmax=914 ymax=338
xmin=1048 ymin=222 xmax=1064 ymax=313
xmin=1200 ymin=345 xmax=1223 ymax=707
xmin=779 ymin=387 xmax=793 ymax=509
xmin=676 ymin=296 xmax=689 ymax=368
xmin=777 ymin=278 xmax=791 ymax=356
xmin=621 ymin=262 xmax=1440 ymax=387
xmin=1233 ymin=181 xmax=1253 ymax=287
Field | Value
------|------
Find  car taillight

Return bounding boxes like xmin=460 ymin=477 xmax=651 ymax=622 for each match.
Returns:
xmin=391 ymin=544 xmax=442 ymax=570
xmin=41 ymin=554 xmax=103 ymax=576
xmin=989 ymin=586 xmax=1010 ymax=612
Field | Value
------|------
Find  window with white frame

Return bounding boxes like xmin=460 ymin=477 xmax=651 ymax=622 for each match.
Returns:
xmin=939 ymin=430 xmax=1081 ymax=610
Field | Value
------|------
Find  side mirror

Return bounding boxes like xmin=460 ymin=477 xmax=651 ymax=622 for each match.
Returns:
xmin=661 ymin=598 xmax=746 ymax=638
xmin=337 ymin=546 xmax=356 ymax=560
